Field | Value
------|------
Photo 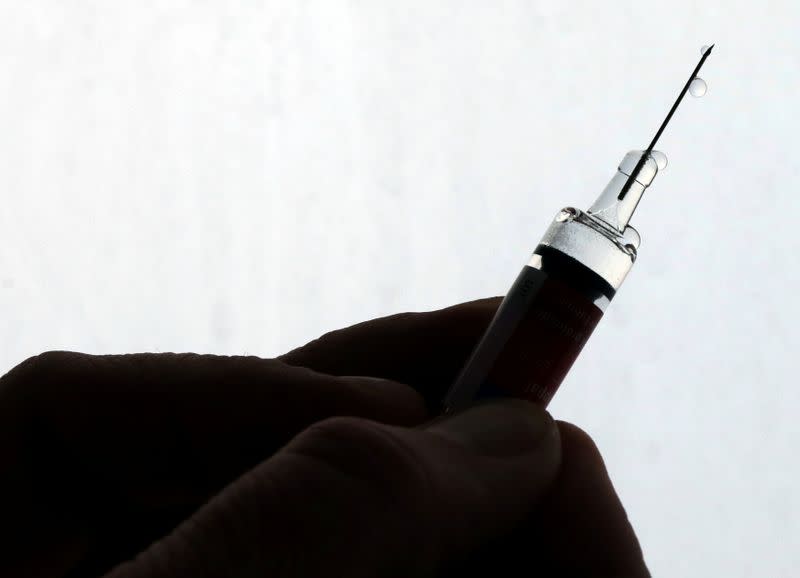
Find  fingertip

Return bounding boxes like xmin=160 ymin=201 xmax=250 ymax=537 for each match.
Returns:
xmin=555 ymin=420 xmax=606 ymax=468
xmin=543 ymin=419 xmax=649 ymax=576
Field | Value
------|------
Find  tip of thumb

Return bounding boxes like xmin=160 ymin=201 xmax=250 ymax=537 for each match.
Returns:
xmin=416 ymin=399 xmax=562 ymax=559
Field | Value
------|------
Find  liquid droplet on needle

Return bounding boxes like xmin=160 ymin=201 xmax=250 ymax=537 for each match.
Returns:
xmin=700 ymin=45 xmax=711 ymax=55
xmin=689 ymin=77 xmax=707 ymax=97
xmin=650 ymin=150 xmax=668 ymax=170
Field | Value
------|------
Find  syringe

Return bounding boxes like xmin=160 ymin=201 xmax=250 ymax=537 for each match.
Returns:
xmin=443 ymin=46 xmax=714 ymax=412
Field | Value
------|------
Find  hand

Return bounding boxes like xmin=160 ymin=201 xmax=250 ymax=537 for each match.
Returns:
xmin=0 ymin=299 xmax=648 ymax=577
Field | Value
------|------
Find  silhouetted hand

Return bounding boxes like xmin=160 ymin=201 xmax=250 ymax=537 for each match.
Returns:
xmin=0 ymin=298 xmax=648 ymax=577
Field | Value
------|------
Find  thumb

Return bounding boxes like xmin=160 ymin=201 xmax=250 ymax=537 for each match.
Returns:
xmin=104 ymin=400 xmax=561 ymax=578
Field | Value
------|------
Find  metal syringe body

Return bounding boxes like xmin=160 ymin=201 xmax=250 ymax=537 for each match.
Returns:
xmin=443 ymin=151 xmax=658 ymax=411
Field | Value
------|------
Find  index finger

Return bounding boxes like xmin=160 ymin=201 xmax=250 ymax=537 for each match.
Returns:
xmin=0 ymin=352 xmax=427 ymax=576
xmin=279 ymin=297 xmax=502 ymax=408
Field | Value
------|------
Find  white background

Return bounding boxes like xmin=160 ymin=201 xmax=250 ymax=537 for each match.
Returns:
xmin=1 ymin=2 xmax=798 ymax=576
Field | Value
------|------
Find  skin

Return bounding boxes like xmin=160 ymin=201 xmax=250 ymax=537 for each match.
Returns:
xmin=0 ymin=297 xmax=649 ymax=577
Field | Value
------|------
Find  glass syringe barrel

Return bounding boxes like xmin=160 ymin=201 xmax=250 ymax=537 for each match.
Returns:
xmin=443 ymin=151 xmax=658 ymax=411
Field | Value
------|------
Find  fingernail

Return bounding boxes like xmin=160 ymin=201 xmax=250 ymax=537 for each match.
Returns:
xmin=341 ymin=375 xmax=397 ymax=384
xmin=426 ymin=399 xmax=556 ymax=457
xmin=340 ymin=375 xmax=412 ymax=393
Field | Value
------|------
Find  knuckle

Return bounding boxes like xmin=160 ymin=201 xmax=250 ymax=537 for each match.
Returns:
xmin=282 ymin=418 xmax=437 ymax=570
xmin=321 ymin=312 xmax=415 ymax=342
xmin=290 ymin=417 xmax=433 ymax=503
xmin=297 ymin=416 xmax=401 ymax=466
xmin=3 ymin=350 xmax=82 ymax=384
xmin=0 ymin=351 xmax=83 ymax=405
xmin=0 ymin=351 xmax=98 ymax=441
